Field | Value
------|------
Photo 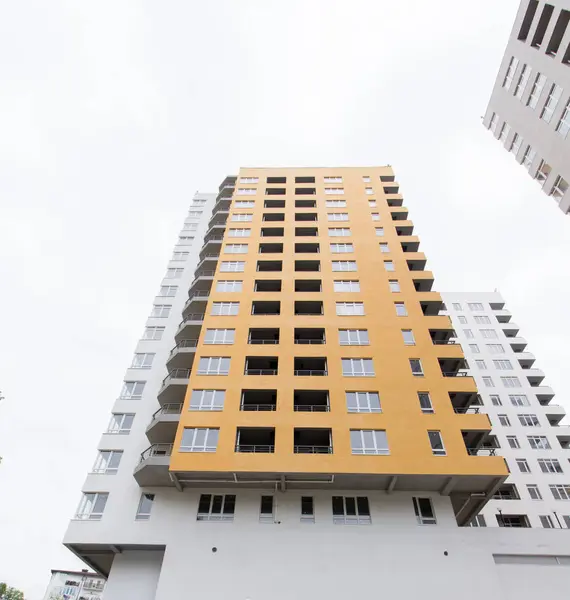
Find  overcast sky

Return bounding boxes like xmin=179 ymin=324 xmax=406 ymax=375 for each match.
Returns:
xmin=1 ymin=0 xmax=569 ymax=597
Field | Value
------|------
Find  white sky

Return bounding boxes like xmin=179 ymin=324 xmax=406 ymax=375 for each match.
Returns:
xmin=1 ymin=0 xmax=569 ymax=597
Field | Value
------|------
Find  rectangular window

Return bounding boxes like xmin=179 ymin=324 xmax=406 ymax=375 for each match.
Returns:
xmin=402 ymin=329 xmax=415 ymax=345
xmin=428 ymin=431 xmax=446 ymax=456
xmin=516 ymin=459 xmax=531 ymax=473
xmin=487 ymin=344 xmax=505 ymax=354
xmin=482 ymin=376 xmax=494 ymax=388
xmin=92 ymin=450 xmax=123 ymax=474
xmin=368 ymin=200 xmax=377 ymax=207
xmin=413 ymin=497 xmax=436 ymax=525
xmin=327 ymin=212 xmax=349 ymax=221
xmin=346 ymin=391 xmax=381 ymax=413
xmin=259 ymin=496 xmax=275 ymax=523
xmin=204 ymin=329 xmax=235 ymax=344
xmin=501 ymin=376 xmax=521 ymax=388
xmin=330 ymin=243 xmax=354 ymax=253
xmin=522 ymin=145 xmax=536 ymax=170
xmin=470 ymin=515 xmax=487 ymax=528
xmin=225 ymin=244 xmax=248 ymax=254
xmin=342 ymin=358 xmax=375 ymax=377
xmin=499 ymin=122 xmax=510 ymax=142
xmin=418 ymin=392 xmax=433 ymax=414
xmin=197 ymin=357 xmax=231 ymax=375
xmin=107 ymin=413 xmax=134 ymax=434
xmin=231 ymin=213 xmax=253 ymax=222
xmin=190 ymin=389 xmax=225 ymax=411
xmin=536 ymin=159 xmax=552 ymax=183
xmin=498 ymin=414 xmax=511 ymax=426
xmin=180 ymin=428 xmax=219 ymax=452
xmin=514 ymin=63 xmax=531 ymax=98
xmin=518 ymin=414 xmax=540 ymax=427
xmin=150 ymin=304 xmax=171 ymax=318
xmin=556 ymin=99 xmax=570 ymax=138
xmin=384 ymin=261 xmax=395 ymax=272
xmin=473 ymin=316 xmax=491 ymax=324
xmin=239 ymin=177 xmax=258 ymax=183
xmin=332 ymin=496 xmax=371 ymax=525
xmin=551 ymin=175 xmax=569 ymax=199
xmin=375 ymin=227 xmax=384 ymax=236
xmin=469 ymin=344 xmax=480 ymax=353
xmin=490 ymin=395 xmax=502 ymax=406
xmin=75 ymin=492 xmax=109 ymax=521
xmin=527 ymin=73 xmax=547 ymax=109
xmin=458 ymin=316 xmax=467 ymax=324
xmin=389 ymin=280 xmax=400 ymax=292
xmin=324 ymin=176 xmax=343 ymax=183
xmin=237 ymin=188 xmax=256 ymax=195
xmin=365 ymin=187 xmax=374 ymax=195
xmin=166 ymin=268 xmax=183 ymax=279
xmin=350 ymin=429 xmax=389 ymax=455
xmin=216 ymin=280 xmax=243 ymax=292
xmin=371 ymin=213 xmax=380 ymax=221
xmin=328 ymin=227 xmax=351 ymax=237
xmin=528 ymin=436 xmax=551 ymax=450
xmin=550 ymin=485 xmax=570 ymax=501
xmin=172 ymin=251 xmax=189 ymax=261
xmin=539 ymin=459 xmax=563 ymax=474
xmin=339 ymin=329 xmax=369 ymax=345
xmin=379 ymin=243 xmax=390 ymax=253
xmin=324 ymin=187 xmax=345 ymax=195
xmin=326 ymin=199 xmax=347 ymax=207
xmin=468 ymin=303 xmax=484 ymax=311
xmin=228 ymin=228 xmax=251 ymax=237
xmin=395 ymin=303 xmax=407 ymax=316
xmin=197 ymin=494 xmax=236 ymax=521
xmin=410 ymin=359 xmax=424 ymax=376
xmin=120 ymin=381 xmax=145 ymax=399
xmin=475 ymin=360 xmax=487 ymax=370
xmin=333 ymin=280 xmax=360 ymax=292
xmin=301 ymin=496 xmax=315 ymax=523
xmin=131 ymin=353 xmax=154 ymax=369
xmin=142 ymin=326 xmax=165 ymax=341
xmin=336 ymin=302 xmax=365 ymax=316
xmin=220 ymin=261 xmax=245 ymax=272
xmin=493 ymin=359 xmax=513 ymax=370
xmin=480 ymin=329 xmax=498 ymax=339
xmin=507 ymin=435 xmax=520 ymax=449
xmin=211 ymin=302 xmax=239 ymax=316
xmin=332 ymin=260 xmax=357 ymax=272
xmin=502 ymin=56 xmax=519 ymax=90
xmin=135 ymin=493 xmax=155 ymax=521
xmin=540 ymin=515 xmax=554 ymax=528
xmin=234 ymin=200 xmax=255 ymax=208
xmin=510 ymin=133 xmax=522 ymax=156
xmin=540 ymin=84 xmax=563 ymax=123
xmin=159 ymin=285 xmax=178 ymax=297
xmin=452 ymin=303 xmax=462 ymax=310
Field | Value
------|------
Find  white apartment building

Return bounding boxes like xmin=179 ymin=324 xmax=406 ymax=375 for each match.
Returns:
xmin=483 ymin=0 xmax=570 ymax=214
xmin=443 ymin=292 xmax=569 ymax=529
xmin=41 ymin=569 xmax=105 ymax=600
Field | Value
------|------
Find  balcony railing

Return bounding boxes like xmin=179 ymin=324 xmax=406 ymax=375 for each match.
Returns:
xmin=294 ymin=370 xmax=328 ymax=376
xmin=441 ymin=371 xmax=469 ymax=377
xmin=179 ymin=314 xmax=205 ymax=325
xmin=152 ymin=403 xmax=183 ymax=419
xmin=170 ymin=340 xmax=198 ymax=355
xmin=240 ymin=404 xmax=277 ymax=411
xmin=190 ymin=290 xmax=210 ymax=297
xmin=244 ymin=369 xmax=278 ymax=375
xmin=294 ymin=445 xmax=333 ymax=454
xmin=192 ymin=271 xmax=215 ymax=281
xmin=432 ymin=339 xmax=457 ymax=345
xmin=294 ymin=339 xmax=325 ymax=344
xmin=466 ymin=448 xmax=497 ymax=456
xmin=204 ymin=235 xmax=224 ymax=242
xmin=454 ymin=407 xmax=481 ymax=414
xmin=235 ymin=445 xmax=275 ymax=453
xmin=140 ymin=443 xmax=173 ymax=462
xmin=162 ymin=369 xmax=191 ymax=385
xmin=294 ymin=405 xmax=330 ymax=412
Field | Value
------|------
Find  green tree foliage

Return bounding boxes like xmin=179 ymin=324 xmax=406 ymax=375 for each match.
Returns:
xmin=0 ymin=583 xmax=25 ymax=600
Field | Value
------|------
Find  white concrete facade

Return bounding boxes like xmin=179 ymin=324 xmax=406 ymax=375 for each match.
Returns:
xmin=41 ymin=569 xmax=105 ymax=600
xmin=483 ymin=0 xmax=570 ymax=214
xmin=442 ymin=292 xmax=569 ymax=529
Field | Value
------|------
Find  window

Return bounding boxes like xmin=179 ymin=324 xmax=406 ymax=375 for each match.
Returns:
xmin=564 ymin=516 xmax=570 ymax=529
xmin=507 ymin=435 xmax=520 ymax=449
xmin=519 ymin=414 xmax=539 ymax=427
xmin=481 ymin=329 xmax=498 ymax=339
xmin=540 ymin=515 xmax=555 ymax=528
xmin=473 ymin=315 xmax=491 ymax=324
xmin=150 ymin=304 xmax=171 ymax=318
xmin=180 ymin=428 xmax=219 ymax=452
xmin=550 ymin=485 xmax=570 ymax=501
xmin=551 ymin=176 xmax=569 ymax=200
xmin=482 ymin=376 xmax=495 ymax=388
xmin=75 ymin=492 xmax=108 ymax=520
xmin=514 ymin=63 xmax=531 ymax=98
xmin=142 ymin=326 xmax=165 ymax=341
xmin=493 ymin=359 xmax=513 ymax=370
xmin=234 ymin=200 xmax=255 ymax=208
xmin=463 ymin=329 xmax=474 ymax=339
xmin=250 ymin=495 xmax=275 ymax=525
xmin=402 ymin=329 xmax=415 ymax=345
xmin=475 ymin=360 xmax=487 ymax=370
xmin=413 ymin=497 xmax=436 ymax=525
xmin=342 ymin=358 xmax=375 ymax=377
xmin=527 ymin=73 xmax=546 ymax=109
xmin=498 ymin=414 xmax=511 ymax=426
xmin=510 ymin=133 xmax=522 ymax=156
xmin=332 ymin=496 xmax=371 ymax=525
xmin=373 ymin=228 xmax=385 ymax=238
xmin=190 ymin=389 xmax=225 ymax=411
xmin=339 ymin=329 xmax=369 ymax=345
xmin=330 ymin=243 xmax=354 ymax=253
xmin=324 ymin=176 xmax=343 ymax=183
xmin=197 ymin=494 xmax=236 ymax=521
xmin=489 ymin=113 xmax=498 ymax=132
xmin=92 ymin=450 xmax=123 ymax=474
xmin=182 ymin=223 xmax=198 ymax=231
xmin=228 ymin=228 xmax=251 ymax=237
xmin=225 ymin=244 xmax=248 ymax=254
xmin=351 ymin=430 xmax=389 ymax=455
xmin=131 ymin=353 xmax=154 ymax=369
xmin=327 ymin=212 xmax=349 ymax=221
xmin=107 ymin=413 xmax=134 ymax=434
xmin=135 ymin=494 xmax=155 ymax=521
xmin=539 ymin=458 xmax=563 ymax=474
xmin=240 ymin=177 xmax=258 ymax=183
xmin=502 ymin=376 xmax=521 ymax=388
xmin=389 ymin=280 xmax=400 ymax=292
xmin=528 ymin=436 xmax=551 ymax=450
xmin=470 ymin=515 xmax=487 ymax=528
xmin=490 ymin=395 xmax=502 ymax=406
xmin=410 ymin=359 xmax=424 ymax=376
xmin=368 ymin=200 xmax=377 ymax=207
xmin=158 ymin=285 xmax=178 ymax=297
xmin=469 ymin=344 xmax=480 ymax=353
xmin=332 ymin=260 xmax=357 ymax=272
xmin=458 ymin=316 xmax=467 ymax=324
xmin=325 ymin=187 xmax=345 ymax=195
xmin=172 ymin=251 xmax=189 ymax=261
xmin=522 ymin=145 xmax=536 ymax=170
xmin=178 ymin=236 xmax=194 ymax=243
xmin=220 ymin=261 xmax=245 ymax=272
xmin=204 ymin=329 xmax=235 ymax=344
xmin=120 ymin=381 xmax=145 ymax=399
xmin=365 ymin=187 xmax=373 ymax=195
xmin=536 ymin=159 xmax=552 ymax=183
xmin=197 ymin=357 xmax=231 ymax=375
xmin=336 ymin=302 xmax=365 ymax=316
xmin=379 ymin=243 xmax=390 ymax=253
xmin=395 ymin=303 xmax=407 ymax=316
xmin=231 ymin=213 xmax=253 ymax=222
xmin=301 ymin=496 xmax=315 ymax=523
xmin=428 ymin=431 xmax=446 ymax=456
xmin=556 ymin=99 xmax=570 ymax=138
xmin=237 ymin=188 xmax=256 ymax=195
xmin=502 ymin=56 xmax=519 ymax=90
xmin=452 ymin=303 xmax=462 ymax=310
xmin=487 ymin=344 xmax=504 ymax=354
xmin=418 ymin=392 xmax=434 ymax=414
xmin=211 ymin=302 xmax=239 ymax=316
xmin=328 ymin=227 xmax=351 ymax=237
xmin=516 ymin=459 xmax=531 ymax=473
xmin=468 ymin=303 xmax=484 ymax=311
xmin=540 ymin=83 xmax=563 ymax=123
xmin=346 ymin=391 xmax=381 ymax=413
xmin=499 ymin=122 xmax=510 ymax=142
xmin=371 ymin=213 xmax=380 ymax=221
xmin=334 ymin=280 xmax=360 ymax=292
xmin=187 ymin=210 xmax=202 ymax=217
xmin=166 ymin=268 xmax=183 ymax=279
xmin=216 ymin=280 xmax=243 ymax=292
xmin=326 ymin=199 xmax=347 ymax=207
xmin=384 ymin=261 xmax=395 ymax=272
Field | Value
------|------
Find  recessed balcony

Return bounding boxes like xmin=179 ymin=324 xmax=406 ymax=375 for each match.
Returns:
xmin=383 ymin=184 xmax=399 ymax=194
xmin=294 ymin=390 xmax=330 ymax=412
xmin=240 ymin=389 xmax=277 ymax=411
xmin=295 ymin=212 xmax=318 ymax=222
xmin=133 ymin=443 xmax=174 ymax=487
xmin=254 ymin=279 xmax=282 ymax=292
xmin=524 ymin=368 xmax=545 ymax=386
xmin=235 ymin=427 xmax=275 ymax=453
xmin=146 ymin=404 xmax=182 ymax=444
xmin=501 ymin=322 xmax=520 ymax=337
xmin=263 ymin=212 xmax=285 ymax=222
xmin=294 ymin=328 xmax=326 ymax=344
xmin=295 ymin=243 xmax=320 ymax=253
xmin=264 ymin=199 xmax=285 ymax=208
xmin=208 ymin=210 xmax=228 ymax=227
xmin=295 ymin=199 xmax=316 ymax=208
xmin=258 ymin=243 xmax=283 ymax=254
xmin=295 ymin=260 xmax=320 ymax=272
xmin=295 ymin=301 xmax=323 ymax=316
xmin=430 ymin=329 xmax=456 ymax=345
xmin=390 ymin=207 xmax=408 ymax=220
xmin=420 ymin=294 xmax=443 ymax=316
xmin=183 ymin=290 xmax=210 ymax=317
xmin=449 ymin=391 xmax=481 ymax=412
xmin=157 ymin=369 xmax=191 ymax=405
xmin=294 ymin=428 xmax=333 ymax=454
xmin=386 ymin=194 xmax=403 ymax=207
xmin=257 ymin=260 xmax=282 ymax=272
xmin=295 ymin=227 xmax=318 ymax=237
xmin=438 ymin=358 xmax=469 ymax=378
xmin=166 ymin=339 xmax=198 ymax=370
xmin=260 ymin=227 xmax=284 ymax=237
xmin=248 ymin=328 xmax=280 ymax=344
xmin=507 ymin=336 xmax=528 ymax=352
xmin=204 ymin=224 xmax=226 ymax=242
xmin=395 ymin=222 xmax=414 ymax=236
xmin=295 ymin=279 xmax=322 ymax=292
xmin=294 ymin=357 xmax=327 ymax=376
xmin=244 ymin=356 xmax=279 ymax=376
xmin=251 ymin=301 xmax=280 ymax=316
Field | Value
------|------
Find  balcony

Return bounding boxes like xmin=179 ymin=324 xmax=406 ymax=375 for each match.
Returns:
xmin=294 ymin=328 xmax=326 ymax=344
xmin=295 ymin=199 xmax=316 ymax=208
xmin=254 ymin=279 xmax=282 ymax=292
xmin=260 ymin=227 xmax=284 ymax=237
xmin=406 ymin=252 xmax=426 ymax=271
xmin=248 ymin=328 xmax=280 ymax=344
xmin=515 ymin=351 xmax=536 ymax=368
xmin=295 ymin=212 xmax=318 ymax=222
xmin=508 ymin=336 xmax=528 ymax=352
xmin=386 ymin=194 xmax=403 ymax=207
xmin=133 ymin=444 xmax=173 ymax=487
xmin=252 ymin=300 xmax=280 ymax=316
xmin=244 ymin=356 xmax=278 ymax=376
xmin=439 ymin=358 xmax=469 ymax=378
xmin=390 ymin=207 xmax=408 ymax=220
xmin=157 ymin=369 xmax=191 ymax=405
xmin=462 ymin=427 xmax=493 ymax=455
xmin=166 ymin=339 xmax=198 ymax=370
xmin=264 ymin=199 xmax=285 ymax=208
xmin=295 ymin=301 xmax=323 ymax=316
xmin=295 ymin=187 xmax=316 ymax=195
xmin=524 ymin=368 xmax=545 ymax=386
xmin=383 ymin=184 xmax=399 ymax=194
xmin=501 ymin=322 xmax=520 ymax=337
xmin=399 ymin=236 xmax=420 ymax=252
xmin=493 ymin=309 xmax=512 ymax=323
xmin=188 ymin=276 xmax=213 ymax=299
xmin=146 ymin=404 xmax=182 ymax=444
xmin=175 ymin=314 xmax=205 ymax=342
xmin=412 ymin=271 xmax=434 ymax=292
xmin=195 ymin=255 xmax=219 ymax=275
xmin=544 ymin=404 xmax=566 ymax=426
xmin=294 ymin=357 xmax=328 ymax=376
xmin=294 ymin=390 xmax=330 ymax=412
xmin=263 ymin=212 xmax=285 ymax=222
xmin=449 ymin=391 xmax=481 ymax=412
xmin=294 ymin=428 xmax=333 ymax=454
xmin=257 ymin=260 xmax=282 ymax=272
xmin=183 ymin=290 xmax=210 ymax=316
xmin=533 ymin=386 xmax=555 ymax=403
xmin=430 ymin=329 xmax=456 ymax=345
xmin=204 ymin=224 xmax=226 ymax=242
xmin=466 ymin=448 xmax=498 ymax=456
xmin=295 ymin=227 xmax=318 ymax=237
xmin=259 ymin=243 xmax=283 ymax=254
xmin=420 ymin=293 xmax=443 ymax=316
xmin=208 ymin=210 xmax=228 ymax=227
xmin=240 ymin=389 xmax=277 ymax=411
xmin=200 ymin=237 xmax=223 ymax=257
xmin=295 ymin=243 xmax=320 ymax=253
xmin=235 ymin=427 xmax=275 ymax=453
xmin=492 ymin=484 xmax=520 ymax=500
xmin=295 ymin=279 xmax=322 ymax=292
xmin=295 ymin=260 xmax=320 ymax=272
xmin=395 ymin=221 xmax=414 ymax=236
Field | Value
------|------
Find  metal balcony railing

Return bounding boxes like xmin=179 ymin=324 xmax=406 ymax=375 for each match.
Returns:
xmin=240 ymin=404 xmax=277 ymax=411
xmin=466 ymin=448 xmax=497 ymax=456
xmin=432 ymin=339 xmax=457 ymax=345
xmin=294 ymin=370 xmax=328 ymax=376
xmin=170 ymin=340 xmax=198 ymax=355
xmin=453 ymin=407 xmax=481 ymax=414
xmin=151 ymin=403 xmax=183 ymax=419
xmin=140 ymin=443 xmax=173 ymax=462
xmin=294 ymin=405 xmax=330 ymax=412
xmin=204 ymin=235 xmax=224 ymax=242
xmin=162 ymin=369 xmax=191 ymax=385
xmin=190 ymin=290 xmax=211 ymax=297
xmin=248 ymin=339 xmax=280 ymax=344
xmin=294 ymin=445 xmax=333 ymax=454
xmin=192 ymin=271 xmax=215 ymax=280
xmin=441 ymin=371 xmax=469 ymax=377
xmin=179 ymin=314 xmax=205 ymax=326
xmin=244 ymin=369 xmax=278 ymax=375
xmin=235 ymin=445 xmax=275 ymax=453
xmin=294 ymin=339 xmax=325 ymax=344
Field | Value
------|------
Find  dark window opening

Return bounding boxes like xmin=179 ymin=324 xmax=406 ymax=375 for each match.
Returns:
xmin=261 ymin=227 xmax=284 ymax=237
xmin=295 ymin=279 xmax=322 ymax=292
xmin=244 ymin=357 xmax=278 ymax=376
xmin=531 ymin=3 xmax=555 ymax=48
xmin=295 ymin=260 xmax=320 ymax=272
xmin=295 ymin=212 xmax=318 ymax=222
xmin=257 ymin=260 xmax=283 ymax=272
xmin=546 ymin=10 xmax=570 ymax=56
xmin=295 ymin=227 xmax=318 ymax=237
xmin=294 ymin=357 xmax=327 ymax=376
xmin=295 ymin=187 xmax=316 ymax=195
xmin=294 ymin=428 xmax=332 ymax=453
xmin=379 ymin=175 xmax=395 ymax=182
xmin=294 ymin=328 xmax=325 ymax=344
xmin=295 ymin=176 xmax=315 ymax=183
xmin=263 ymin=213 xmax=285 ymax=222
xmin=259 ymin=243 xmax=283 ymax=254
xmin=235 ymin=427 xmax=275 ymax=452
xmin=265 ymin=188 xmax=286 ymax=195
xmin=251 ymin=300 xmax=280 ymax=315
xmin=248 ymin=328 xmax=280 ymax=344
xmin=295 ymin=199 xmax=316 ymax=208
xmin=254 ymin=279 xmax=282 ymax=292
xmin=294 ymin=389 xmax=329 ymax=411
xmin=264 ymin=199 xmax=286 ymax=208
xmin=518 ymin=0 xmax=539 ymax=40
xmin=295 ymin=243 xmax=319 ymax=253
xmin=267 ymin=176 xmax=286 ymax=184
xmin=240 ymin=389 xmax=277 ymax=411
xmin=295 ymin=300 xmax=323 ymax=315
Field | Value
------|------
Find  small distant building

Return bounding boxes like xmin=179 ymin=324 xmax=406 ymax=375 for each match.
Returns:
xmin=41 ymin=569 xmax=105 ymax=600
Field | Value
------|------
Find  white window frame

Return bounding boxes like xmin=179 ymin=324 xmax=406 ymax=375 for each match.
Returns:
xmin=507 ymin=435 xmax=520 ymax=449
xmin=490 ymin=395 xmax=502 ymax=406
xmin=197 ymin=357 xmax=231 ymax=375
xmin=324 ymin=177 xmax=343 ymax=183
xmin=428 ymin=431 xmax=446 ymax=456
xmin=330 ymin=243 xmax=354 ymax=253
xmin=151 ymin=304 xmax=171 ymax=318
xmin=324 ymin=187 xmax=345 ymax=195
xmin=502 ymin=56 xmax=519 ymax=90
xmin=216 ymin=280 xmax=243 ymax=292
xmin=332 ymin=260 xmax=357 ymax=272
xmin=518 ymin=413 xmax=540 ymax=427
xmin=556 ymin=99 xmax=570 ymax=138
xmin=350 ymin=429 xmax=389 ymax=455
xmin=509 ymin=394 xmax=529 ymax=406
xmin=131 ymin=353 xmax=155 ymax=369
xmin=473 ymin=315 xmax=491 ymax=324
xmin=190 ymin=389 xmax=225 ymax=411
xmin=395 ymin=303 xmax=407 ymax=316
xmin=92 ymin=450 xmax=123 ymax=474
xmin=326 ymin=199 xmax=347 ymax=207
xmin=166 ymin=268 xmax=184 ymax=279
xmin=522 ymin=145 xmax=536 ymax=170
xmin=527 ymin=436 xmax=551 ymax=450
xmin=384 ymin=261 xmax=395 ymax=272
xmin=516 ymin=459 xmax=531 ymax=473
xmin=501 ymin=376 xmax=521 ymax=388
xmin=231 ymin=213 xmax=253 ymax=222
xmin=107 ymin=413 xmax=134 ymax=434
xmin=550 ymin=485 xmax=570 ymax=501
xmin=514 ymin=63 xmax=531 ymax=99
xmin=375 ymin=227 xmax=384 ymax=236
xmin=527 ymin=485 xmax=542 ymax=501
xmin=197 ymin=494 xmax=236 ymax=521
xmin=538 ymin=459 xmax=563 ymax=474
xmin=487 ymin=344 xmax=505 ymax=354
xmin=236 ymin=188 xmax=256 ymax=195
xmin=328 ymin=227 xmax=351 ymax=237
xmin=410 ymin=359 xmax=424 ymax=377
xmin=418 ymin=392 xmax=434 ymax=414
xmin=239 ymin=177 xmax=258 ymax=184
xmin=371 ymin=213 xmax=380 ymax=221
xmin=499 ymin=122 xmax=511 ymax=142
xmin=327 ymin=212 xmax=349 ymax=221
xmin=234 ymin=200 xmax=255 ymax=208
xmin=336 ymin=302 xmax=365 ymax=316
xmin=527 ymin=73 xmax=546 ymax=109
xmin=493 ymin=359 xmax=513 ymax=370
xmin=211 ymin=302 xmax=239 ymax=316
xmin=158 ymin=285 xmax=178 ymax=297
xmin=379 ymin=243 xmax=390 ymax=253
xmin=75 ymin=492 xmax=108 ymax=521
xmin=342 ymin=358 xmax=375 ymax=377
xmin=480 ymin=329 xmax=498 ymax=339
xmin=550 ymin=175 xmax=569 ymax=200
xmin=333 ymin=280 xmax=360 ymax=292
xmin=228 ymin=228 xmax=251 ymax=238
xmin=120 ymin=381 xmax=145 ymax=399
xmin=180 ymin=428 xmax=219 ymax=452
xmin=389 ymin=280 xmax=400 ymax=292
xmin=402 ymin=329 xmax=415 ymax=345
xmin=413 ymin=497 xmax=437 ymax=525
xmin=482 ymin=376 xmax=495 ymax=388
xmin=339 ymin=329 xmax=369 ymax=345
xmin=204 ymin=329 xmax=235 ymax=345
xmin=346 ymin=391 xmax=381 ymax=413
xmin=135 ymin=493 xmax=155 ymax=521
xmin=540 ymin=83 xmax=563 ymax=123
xmin=220 ymin=261 xmax=245 ymax=272
xmin=498 ymin=414 xmax=511 ymax=426
xmin=225 ymin=243 xmax=248 ymax=254
xmin=142 ymin=326 xmax=165 ymax=341
xmin=332 ymin=496 xmax=371 ymax=525
xmin=489 ymin=113 xmax=498 ymax=133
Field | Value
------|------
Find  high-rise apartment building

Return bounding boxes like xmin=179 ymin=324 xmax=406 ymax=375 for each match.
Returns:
xmin=63 ymin=168 xmax=569 ymax=600
xmin=442 ymin=292 xmax=569 ymax=529
xmin=41 ymin=568 xmax=105 ymax=600
xmin=483 ymin=0 xmax=570 ymax=214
